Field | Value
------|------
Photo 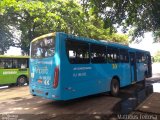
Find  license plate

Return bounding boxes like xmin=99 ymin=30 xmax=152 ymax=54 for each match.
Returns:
xmin=37 ymin=79 xmax=42 ymax=83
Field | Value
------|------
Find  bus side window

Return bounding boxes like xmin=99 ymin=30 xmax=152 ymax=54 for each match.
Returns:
xmin=91 ymin=44 xmax=106 ymax=63
xmin=2 ymin=59 xmax=12 ymax=69
xmin=66 ymin=40 xmax=90 ymax=64
xmin=107 ymin=47 xmax=119 ymax=63
xmin=12 ymin=59 xmax=18 ymax=68
xmin=136 ymin=52 xmax=145 ymax=63
xmin=19 ymin=58 xmax=27 ymax=68
xmin=119 ymin=49 xmax=129 ymax=63
xmin=136 ymin=52 xmax=141 ymax=62
xmin=7 ymin=60 xmax=12 ymax=68
xmin=21 ymin=64 xmax=26 ymax=68
xmin=0 ymin=59 xmax=5 ymax=68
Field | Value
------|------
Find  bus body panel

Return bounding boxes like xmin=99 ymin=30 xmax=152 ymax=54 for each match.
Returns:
xmin=136 ymin=63 xmax=146 ymax=81
xmin=59 ymin=34 xmax=109 ymax=100
xmin=118 ymin=63 xmax=131 ymax=87
xmin=0 ymin=69 xmax=29 ymax=85
xmin=29 ymin=57 xmax=55 ymax=88
xmin=60 ymin=63 xmax=131 ymax=100
xmin=60 ymin=34 xmax=131 ymax=100
xmin=30 ymin=32 xmax=62 ymax=100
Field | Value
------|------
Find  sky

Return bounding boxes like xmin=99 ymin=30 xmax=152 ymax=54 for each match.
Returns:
xmin=5 ymin=32 xmax=160 ymax=56
xmin=129 ymin=32 xmax=160 ymax=56
xmin=5 ymin=47 xmax=21 ymax=56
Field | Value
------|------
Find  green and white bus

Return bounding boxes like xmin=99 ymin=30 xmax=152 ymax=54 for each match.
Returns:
xmin=0 ymin=55 xmax=29 ymax=87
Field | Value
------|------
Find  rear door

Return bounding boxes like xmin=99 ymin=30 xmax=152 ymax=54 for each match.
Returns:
xmin=129 ymin=52 xmax=137 ymax=83
xmin=146 ymin=53 xmax=152 ymax=77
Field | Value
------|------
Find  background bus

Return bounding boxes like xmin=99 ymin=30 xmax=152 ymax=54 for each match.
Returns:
xmin=29 ymin=32 xmax=152 ymax=100
xmin=0 ymin=55 xmax=29 ymax=87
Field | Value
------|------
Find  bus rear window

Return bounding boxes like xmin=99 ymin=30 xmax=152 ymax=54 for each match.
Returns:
xmin=31 ymin=36 xmax=55 ymax=58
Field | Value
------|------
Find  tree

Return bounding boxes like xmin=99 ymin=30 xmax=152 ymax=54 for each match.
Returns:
xmin=0 ymin=15 xmax=15 ymax=54
xmin=0 ymin=0 xmax=128 ymax=54
xmin=82 ymin=0 xmax=160 ymax=42
xmin=0 ymin=0 xmax=88 ymax=54
xmin=84 ymin=14 xmax=128 ymax=44
xmin=154 ymin=51 xmax=160 ymax=62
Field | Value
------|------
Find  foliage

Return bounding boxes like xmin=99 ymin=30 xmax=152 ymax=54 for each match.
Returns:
xmin=0 ymin=0 xmax=128 ymax=55
xmin=84 ymin=14 xmax=128 ymax=44
xmin=83 ymin=0 xmax=160 ymax=42
xmin=0 ymin=15 xmax=15 ymax=54
xmin=153 ymin=31 xmax=160 ymax=43
xmin=154 ymin=51 xmax=160 ymax=62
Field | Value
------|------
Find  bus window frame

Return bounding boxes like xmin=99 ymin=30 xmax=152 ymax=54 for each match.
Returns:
xmin=0 ymin=58 xmax=29 ymax=69
xmin=107 ymin=46 xmax=119 ymax=63
xmin=66 ymin=39 xmax=90 ymax=64
xmin=90 ymin=44 xmax=107 ymax=64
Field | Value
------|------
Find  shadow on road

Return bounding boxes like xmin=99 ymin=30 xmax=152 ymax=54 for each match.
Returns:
xmin=112 ymin=85 xmax=153 ymax=114
xmin=0 ymin=82 xmax=157 ymax=120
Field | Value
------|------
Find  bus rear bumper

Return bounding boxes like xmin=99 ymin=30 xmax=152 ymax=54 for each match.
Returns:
xmin=29 ymin=85 xmax=61 ymax=100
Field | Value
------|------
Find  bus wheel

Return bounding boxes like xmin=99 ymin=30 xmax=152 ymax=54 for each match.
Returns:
xmin=17 ymin=76 xmax=27 ymax=86
xmin=110 ymin=78 xmax=120 ymax=97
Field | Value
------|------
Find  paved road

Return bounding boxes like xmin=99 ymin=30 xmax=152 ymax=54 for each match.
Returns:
xmin=0 ymin=82 xmax=155 ymax=120
xmin=152 ymin=63 xmax=160 ymax=75
xmin=0 ymin=63 xmax=159 ymax=120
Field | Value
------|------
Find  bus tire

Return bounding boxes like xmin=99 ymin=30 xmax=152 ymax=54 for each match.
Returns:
xmin=110 ymin=78 xmax=120 ymax=97
xmin=17 ymin=76 xmax=27 ymax=86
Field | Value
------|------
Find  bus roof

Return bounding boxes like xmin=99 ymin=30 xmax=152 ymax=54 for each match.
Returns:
xmin=32 ymin=33 xmax=55 ymax=42
xmin=0 ymin=55 xmax=29 ymax=59
xmin=31 ymin=32 xmax=150 ymax=54
xmin=64 ymin=32 xmax=150 ymax=53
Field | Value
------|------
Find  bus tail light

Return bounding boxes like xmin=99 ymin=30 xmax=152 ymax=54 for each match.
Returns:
xmin=53 ymin=67 xmax=59 ymax=88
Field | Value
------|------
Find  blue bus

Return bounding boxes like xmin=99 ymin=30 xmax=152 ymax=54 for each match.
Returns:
xmin=29 ymin=32 xmax=152 ymax=100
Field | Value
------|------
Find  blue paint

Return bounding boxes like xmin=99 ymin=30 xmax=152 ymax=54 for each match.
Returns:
xmin=29 ymin=32 xmax=151 ymax=100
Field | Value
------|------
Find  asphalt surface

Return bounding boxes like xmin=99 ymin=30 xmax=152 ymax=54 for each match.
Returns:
xmin=136 ymin=92 xmax=160 ymax=114
xmin=0 ymin=63 xmax=159 ymax=120
xmin=0 ymin=81 xmax=157 ymax=120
